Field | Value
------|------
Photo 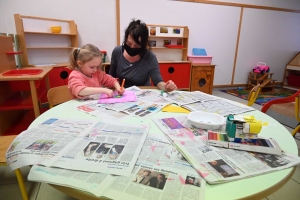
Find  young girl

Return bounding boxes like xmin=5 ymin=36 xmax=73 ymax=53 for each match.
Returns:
xmin=68 ymin=44 xmax=124 ymax=99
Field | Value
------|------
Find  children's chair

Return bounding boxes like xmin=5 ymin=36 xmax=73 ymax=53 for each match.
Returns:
xmin=247 ymin=84 xmax=261 ymax=106
xmin=261 ymin=90 xmax=300 ymax=137
xmin=0 ymin=135 xmax=28 ymax=200
xmin=291 ymin=93 xmax=300 ymax=136
xmin=47 ymin=85 xmax=73 ymax=108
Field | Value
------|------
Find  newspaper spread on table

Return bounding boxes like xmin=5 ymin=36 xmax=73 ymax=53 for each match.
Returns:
xmin=43 ymin=120 xmax=150 ymax=176
xmin=153 ymin=116 xmax=300 ymax=184
xmin=5 ymin=118 xmax=98 ymax=171
xmin=28 ymin=136 xmax=206 ymax=200
xmin=6 ymin=118 xmax=150 ymax=176
xmin=182 ymin=99 xmax=255 ymax=116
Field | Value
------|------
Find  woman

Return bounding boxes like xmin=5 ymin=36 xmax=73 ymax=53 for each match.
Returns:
xmin=109 ymin=19 xmax=177 ymax=92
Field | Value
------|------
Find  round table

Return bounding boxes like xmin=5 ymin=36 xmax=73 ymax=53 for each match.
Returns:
xmin=29 ymin=98 xmax=297 ymax=200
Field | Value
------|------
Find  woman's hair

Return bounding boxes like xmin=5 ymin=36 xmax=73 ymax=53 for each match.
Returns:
xmin=123 ymin=19 xmax=149 ymax=56
xmin=69 ymin=44 xmax=102 ymax=70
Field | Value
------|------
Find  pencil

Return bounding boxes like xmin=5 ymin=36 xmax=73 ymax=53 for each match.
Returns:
xmin=121 ymin=79 xmax=125 ymax=90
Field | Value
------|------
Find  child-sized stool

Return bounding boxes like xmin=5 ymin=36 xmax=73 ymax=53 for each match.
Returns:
xmin=0 ymin=135 xmax=28 ymax=200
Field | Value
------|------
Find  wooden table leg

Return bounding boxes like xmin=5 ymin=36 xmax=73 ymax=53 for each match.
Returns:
xmin=45 ymin=74 xmax=50 ymax=91
xmin=29 ymin=80 xmax=40 ymax=118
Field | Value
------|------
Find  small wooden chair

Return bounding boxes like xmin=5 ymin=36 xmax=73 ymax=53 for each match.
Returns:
xmin=0 ymin=135 xmax=28 ymax=200
xmin=47 ymin=85 xmax=73 ymax=108
xmin=247 ymin=84 xmax=261 ymax=106
xmin=292 ymin=93 xmax=300 ymax=137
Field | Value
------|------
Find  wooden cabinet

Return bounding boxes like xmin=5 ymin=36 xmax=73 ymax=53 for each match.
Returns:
xmin=146 ymin=24 xmax=189 ymax=61
xmin=159 ymin=62 xmax=191 ymax=90
xmin=14 ymin=14 xmax=78 ymax=67
xmin=190 ymin=64 xmax=216 ymax=94
xmin=283 ymin=51 xmax=300 ymax=89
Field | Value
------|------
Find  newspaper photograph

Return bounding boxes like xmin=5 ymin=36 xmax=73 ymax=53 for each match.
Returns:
xmin=28 ymin=136 xmax=206 ymax=199
xmin=152 ymin=116 xmax=209 ymax=141
xmin=6 ymin=118 xmax=98 ymax=171
xmin=182 ymin=99 xmax=255 ymax=116
xmin=101 ymin=164 xmax=206 ymax=200
xmin=43 ymin=121 xmax=150 ymax=176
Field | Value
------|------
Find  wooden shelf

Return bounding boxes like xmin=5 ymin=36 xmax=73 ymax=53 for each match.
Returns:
xmin=149 ymin=35 xmax=188 ymax=39
xmin=15 ymin=14 xmax=78 ymax=67
xmin=6 ymin=51 xmax=22 ymax=55
xmin=24 ymin=31 xmax=76 ymax=35
xmin=150 ymin=47 xmax=187 ymax=50
xmin=26 ymin=47 xmax=75 ymax=49
xmin=0 ymin=89 xmax=46 ymax=111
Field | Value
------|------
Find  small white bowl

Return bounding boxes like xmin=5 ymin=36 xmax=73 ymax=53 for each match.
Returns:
xmin=187 ymin=111 xmax=224 ymax=130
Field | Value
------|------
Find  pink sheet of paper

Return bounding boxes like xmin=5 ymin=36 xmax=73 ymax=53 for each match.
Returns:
xmin=98 ymin=91 xmax=137 ymax=104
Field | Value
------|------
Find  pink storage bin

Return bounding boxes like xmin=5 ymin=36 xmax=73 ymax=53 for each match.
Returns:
xmin=188 ymin=55 xmax=213 ymax=64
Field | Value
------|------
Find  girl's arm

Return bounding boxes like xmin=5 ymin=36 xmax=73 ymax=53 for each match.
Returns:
xmin=78 ymin=87 xmax=114 ymax=97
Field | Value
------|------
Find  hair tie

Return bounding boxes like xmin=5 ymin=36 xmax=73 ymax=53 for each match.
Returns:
xmin=77 ymin=47 xmax=80 ymax=52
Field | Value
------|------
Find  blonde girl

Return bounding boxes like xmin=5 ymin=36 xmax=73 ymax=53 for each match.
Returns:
xmin=68 ymin=44 xmax=124 ymax=99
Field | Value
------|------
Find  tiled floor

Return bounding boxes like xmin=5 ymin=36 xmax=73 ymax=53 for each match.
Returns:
xmin=0 ymin=88 xmax=299 ymax=200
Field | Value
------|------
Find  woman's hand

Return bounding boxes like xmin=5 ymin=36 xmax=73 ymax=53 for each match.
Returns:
xmin=165 ymin=80 xmax=177 ymax=92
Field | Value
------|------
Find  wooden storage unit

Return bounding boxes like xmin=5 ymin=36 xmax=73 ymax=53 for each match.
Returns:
xmin=247 ymin=72 xmax=276 ymax=90
xmin=159 ymin=61 xmax=191 ymax=90
xmin=283 ymin=51 xmax=300 ymax=89
xmin=14 ymin=14 xmax=78 ymax=68
xmin=146 ymin=24 xmax=189 ymax=61
xmin=190 ymin=64 xmax=216 ymax=94
xmin=0 ymin=36 xmax=52 ymax=135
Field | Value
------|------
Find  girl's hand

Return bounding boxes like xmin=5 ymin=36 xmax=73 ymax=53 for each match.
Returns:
xmin=165 ymin=80 xmax=177 ymax=92
xmin=103 ymin=88 xmax=114 ymax=97
xmin=114 ymin=82 xmax=125 ymax=95
xmin=116 ymin=87 xmax=125 ymax=95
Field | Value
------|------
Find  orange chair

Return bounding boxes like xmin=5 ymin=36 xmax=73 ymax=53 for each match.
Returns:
xmin=261 ymin=89 xmax=300 ymax=137
xmin=0 ymin=135 xmax=28 ymax=200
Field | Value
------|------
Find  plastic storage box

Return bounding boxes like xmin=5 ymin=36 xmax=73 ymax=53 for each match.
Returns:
xmin=287 ymin=74 xmax=300 ymax=87
xmin=188 ymin=55 xmax=213 ymax=64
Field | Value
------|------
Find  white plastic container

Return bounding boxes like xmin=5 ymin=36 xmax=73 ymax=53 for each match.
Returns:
xmin=187 ymin=55 xmax=213 ymax=64
xmin=187 ymin=111 xmax=224 ymax=130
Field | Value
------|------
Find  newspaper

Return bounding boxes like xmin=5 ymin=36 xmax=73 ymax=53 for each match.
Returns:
xmin=6 ymin=118 xmax=98 ymax=171
xmin=6 ymin=118 xmax=150 ymax=176
xmin=182 ymin=99 xmax=255 ymax=116
xmin=163 ymin=91 xmax=220 ymax=106
xmin=76 ymin=90 xmax=170 ymax=119
xmin=152 ymin=115 xmax=211 ymax=141
xmin=41 ymin=120 xmax=150 ymax=176
xmin=28 ymin=136 xmax=206 ymax=199
xmin=153 ymin=116 xmax=300 ymax=184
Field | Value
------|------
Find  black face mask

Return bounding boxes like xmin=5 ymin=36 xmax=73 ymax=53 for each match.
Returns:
xmin=123 ymin=43 xmax=142 ymax=57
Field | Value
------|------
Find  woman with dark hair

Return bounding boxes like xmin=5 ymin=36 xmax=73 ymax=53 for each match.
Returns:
xmin=109 ymin=19 xmax=177 ymax=92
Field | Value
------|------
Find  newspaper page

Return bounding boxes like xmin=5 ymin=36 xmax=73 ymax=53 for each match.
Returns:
xmin=6 ymin=118 xmax=98 ymax=171
xmin=43 ymin=121 xmax=150 ymax=176
xmin=77 ymin=99 xmax=169 ymax=119
xmin=28 ymin=136 xmax=206 ymax=199
xmin=182 ymin=99 xmax=255 ymax=116
xmin=153 ymin=116 xmax=300 ymax=184
xmin=163 ymin=91 xmax=220 ymax=106
xmin=173 ymin=140 xmax=300 ymax=184
xmin=152 ymin=115 xmax=212 ymax=141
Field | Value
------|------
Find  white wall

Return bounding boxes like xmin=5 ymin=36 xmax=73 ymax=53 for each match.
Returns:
xmin=0 ymin=0 xmax=116 ymax=61
xmin=1 ymin=0 xmax=300 ymax=85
